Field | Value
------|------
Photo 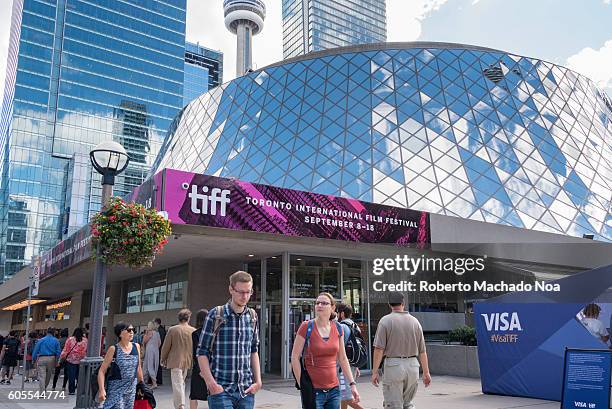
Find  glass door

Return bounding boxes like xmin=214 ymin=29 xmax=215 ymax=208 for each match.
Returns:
xmin=264 ymin=256 xmax=282 ymax=375
xmin=288 ymin=255 xmax=340 ymax=367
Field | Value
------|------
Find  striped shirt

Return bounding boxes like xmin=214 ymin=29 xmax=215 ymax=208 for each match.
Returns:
xmin=197 ymin=303 xmax=259 ymax=396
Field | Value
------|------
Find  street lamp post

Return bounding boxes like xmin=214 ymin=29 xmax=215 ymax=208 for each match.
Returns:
xmin=76 ymin=141 xmax=129 ymax=409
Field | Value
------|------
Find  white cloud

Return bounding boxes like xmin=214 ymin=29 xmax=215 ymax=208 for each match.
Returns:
xmin=386 ymin=0 xmax=450 ymax=42
xmin=566 ymin=39 xmax=612 ymax=90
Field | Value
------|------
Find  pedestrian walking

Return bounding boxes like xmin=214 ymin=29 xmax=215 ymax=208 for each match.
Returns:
xmin=371 ymin=292 xmax=431 ymax=409
xmin=161 ymin=309 xmax=196 ymax=409
xmin=97 ymin=322 xmax=144 ymax=409
xmin=32 ymin=327 xmax=61 ymax=393
xmin=197 ymin=271 xmax=262 ymax=409
xmin=24 ymin=332 xmax=37 ymax=382
xmin=155 ymin=318 xmax=166 ymax=386
xmin=0 ymin=330 xmax=20 ymax=384
xmin=52 ymin=328 xmax=69 ymax=390
xmin=60 ymin=327 xmax=87 ymax=395
xmin=336 ymin=303 xmax=364 ymax=409
xmin=190 ymin=309 xmax=209 ymax=409
xmin=291 ymin=292 xmax=360 ymax=409
xmin=144 ymin=321 xmax=161 ymax=388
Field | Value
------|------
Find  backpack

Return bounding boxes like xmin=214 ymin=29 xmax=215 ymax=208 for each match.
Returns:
xmin=209 ymin=305 xmax=258 ymax=354
xmin=341 ymin=319 xmax=368 ymax=369
xmin=6 ymin=338 xmax=19 ymax=356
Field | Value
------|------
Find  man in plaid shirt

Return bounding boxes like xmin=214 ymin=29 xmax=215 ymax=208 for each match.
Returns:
xmin=197 ymin=271 xmax=262 ymax=409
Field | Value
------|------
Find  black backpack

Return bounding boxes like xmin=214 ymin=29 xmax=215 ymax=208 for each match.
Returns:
xmin=341 ymin=320 xmax=368 ymax=369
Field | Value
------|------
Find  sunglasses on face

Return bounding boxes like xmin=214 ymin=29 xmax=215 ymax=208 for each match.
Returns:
xmin=125 ymin=327 xmax=135 ymax=333
xmin=315 ymin=301 xmax=331 ymax=306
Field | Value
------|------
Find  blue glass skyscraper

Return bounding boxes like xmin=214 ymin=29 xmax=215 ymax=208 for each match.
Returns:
xmin=184 ymin=42 xmax=223 ymax=107
xmin=282 ymin=0 xmax=387 ymax=59
xmin=0 ymin=0 xmax=187 ymax=281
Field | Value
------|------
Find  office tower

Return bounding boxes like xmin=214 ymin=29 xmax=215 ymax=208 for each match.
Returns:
xmin=282 ymin=0 xmax=387 ymax=59
xmin=184 ymin=41 xmax=223 ymax=106
xmin=0 ymin=0 xmax=187 ymax=281
xmin=223 ymin=0 xmax=266 ymax=76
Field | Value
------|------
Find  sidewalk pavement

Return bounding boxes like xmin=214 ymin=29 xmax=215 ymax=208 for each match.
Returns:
xmin=0 ymin=371 xmax=558 ymax=408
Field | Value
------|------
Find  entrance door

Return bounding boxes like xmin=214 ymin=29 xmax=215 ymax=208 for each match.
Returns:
xmin=288 ymin=299 xmax=315 ymax=357
xmin=264 ymin=302 xmax=282 ymax=374
xmin=264 ymin=257 xmax=282 ymax=375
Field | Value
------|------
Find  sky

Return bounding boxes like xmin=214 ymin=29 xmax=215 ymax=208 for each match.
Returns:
xmin=0 ymin=0 xmax=611 ymax=101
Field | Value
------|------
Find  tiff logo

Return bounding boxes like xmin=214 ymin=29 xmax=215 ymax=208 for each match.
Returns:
xmin=182 ymin=183 xmax=230 ymax=216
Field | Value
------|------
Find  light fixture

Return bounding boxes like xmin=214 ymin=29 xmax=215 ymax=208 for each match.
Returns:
xmin=2 ymin=299 xmax=47 ymax=311
xmin=89 ymin=141 xmax=130 ymax=185
xmin=248 ymin=254 xmax=255 ymax=257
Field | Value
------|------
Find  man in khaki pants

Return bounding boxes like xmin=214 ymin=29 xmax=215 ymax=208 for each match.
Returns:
xmin=31 ymin=327 xmax=61 ymax=393
xmin=161 ymin=309 xmax=196 ymax=409
xmin=371 ymin=292 xmax=431 ymax=408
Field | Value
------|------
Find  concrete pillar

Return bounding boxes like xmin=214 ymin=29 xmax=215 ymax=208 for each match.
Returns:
xmin=105 ymin=282 xmax=122 ymax=345
xmin=188 ymin=259 xmax=242 ymax=315
xmin=69 ymin=290 xmax=85 ymax=330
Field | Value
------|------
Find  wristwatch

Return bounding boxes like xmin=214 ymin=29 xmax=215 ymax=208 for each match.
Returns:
xmin=349 ymin=381 xmax=357 ymax=386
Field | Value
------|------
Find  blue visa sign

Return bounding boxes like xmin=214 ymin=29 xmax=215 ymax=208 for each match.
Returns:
xmin=561 ymin=349 xmax=611 ymax=409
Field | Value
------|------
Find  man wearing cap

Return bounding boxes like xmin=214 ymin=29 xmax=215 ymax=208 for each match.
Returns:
xmin=371 ymin=292 xmax=431 ymax=408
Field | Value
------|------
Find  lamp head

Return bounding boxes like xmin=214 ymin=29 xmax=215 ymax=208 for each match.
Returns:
xmin=90 ymin=141 xmax=130 ymax=185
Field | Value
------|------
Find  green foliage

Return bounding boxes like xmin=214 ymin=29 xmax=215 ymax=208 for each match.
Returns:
xmin=446 ymin=325 xmax=477 ymax=346
xmin=91 ymin=197 xmax=172 ymax=268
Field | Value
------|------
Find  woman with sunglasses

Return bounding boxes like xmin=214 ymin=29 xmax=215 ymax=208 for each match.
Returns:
xmin=291 ymin=292 xmax=360 ymax=409
xmin=98 ymin=322 xmax=144 ymax=409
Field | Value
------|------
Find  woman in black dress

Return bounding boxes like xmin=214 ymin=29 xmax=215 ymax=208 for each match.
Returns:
xmin=190 ymin=309 xmax=209 ymax=409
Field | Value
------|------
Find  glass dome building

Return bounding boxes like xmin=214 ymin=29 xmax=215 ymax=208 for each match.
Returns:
xmin=152 ymin=42 xmax=612 ymax=241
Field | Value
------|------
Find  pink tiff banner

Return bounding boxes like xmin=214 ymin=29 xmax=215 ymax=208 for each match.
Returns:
xmin=132 ymin=168 xmax=430 ymax=246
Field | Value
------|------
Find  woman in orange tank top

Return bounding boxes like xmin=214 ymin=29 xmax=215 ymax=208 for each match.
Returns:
xmin=292 ymin=292 xmax=360 ymax=409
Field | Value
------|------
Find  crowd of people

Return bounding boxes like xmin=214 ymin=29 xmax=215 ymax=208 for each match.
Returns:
xmin=0 ymin=326 xmax=90 ymax=394
xmin=95 ymin=271 xmax=431 ymax=409
xmin=0 ymin=271 xmax=434 ymax=409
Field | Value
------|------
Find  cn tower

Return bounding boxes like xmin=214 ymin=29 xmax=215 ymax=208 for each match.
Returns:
xmin=223 ymin=0 xmax=266 ymax=76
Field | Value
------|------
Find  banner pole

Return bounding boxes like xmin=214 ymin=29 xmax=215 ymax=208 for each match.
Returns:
xmin=20 ymin=274 xmax=33 ymax=391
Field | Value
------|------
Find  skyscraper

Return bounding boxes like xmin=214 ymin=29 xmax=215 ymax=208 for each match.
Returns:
xmin=0 ymin=0 xmax=187 ymax=281
xmin=282 ymin=0 xmax=387 ymax=59
xmin=184 ymin=42 xmax=223 ymax=107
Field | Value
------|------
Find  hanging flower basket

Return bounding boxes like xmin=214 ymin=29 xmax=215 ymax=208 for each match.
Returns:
xmin=91 ymin=197 xmax=172 ymax=268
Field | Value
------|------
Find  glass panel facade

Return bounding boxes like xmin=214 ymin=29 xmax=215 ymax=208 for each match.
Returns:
xmin=141 ymin=271 xmax=167 ymax=312
xmin=166 ymin=264 xmax=188 ymax=310
xmin=121 ymin=264 xmax=187 ymax=313
xmin=290 ymin=255 xmax=340 ymax=298
xmin=124 ymin=277 xmax=142 ymax=314
xmin=153 ymin=45 xmax=612 ymax=241
xmin=184 ymin=41 xmax=223 ymax=107
xmin=282 ymin=0 xmax=387 ymax=59
xmin=0 ymin=0 xmax=187 ymax=281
